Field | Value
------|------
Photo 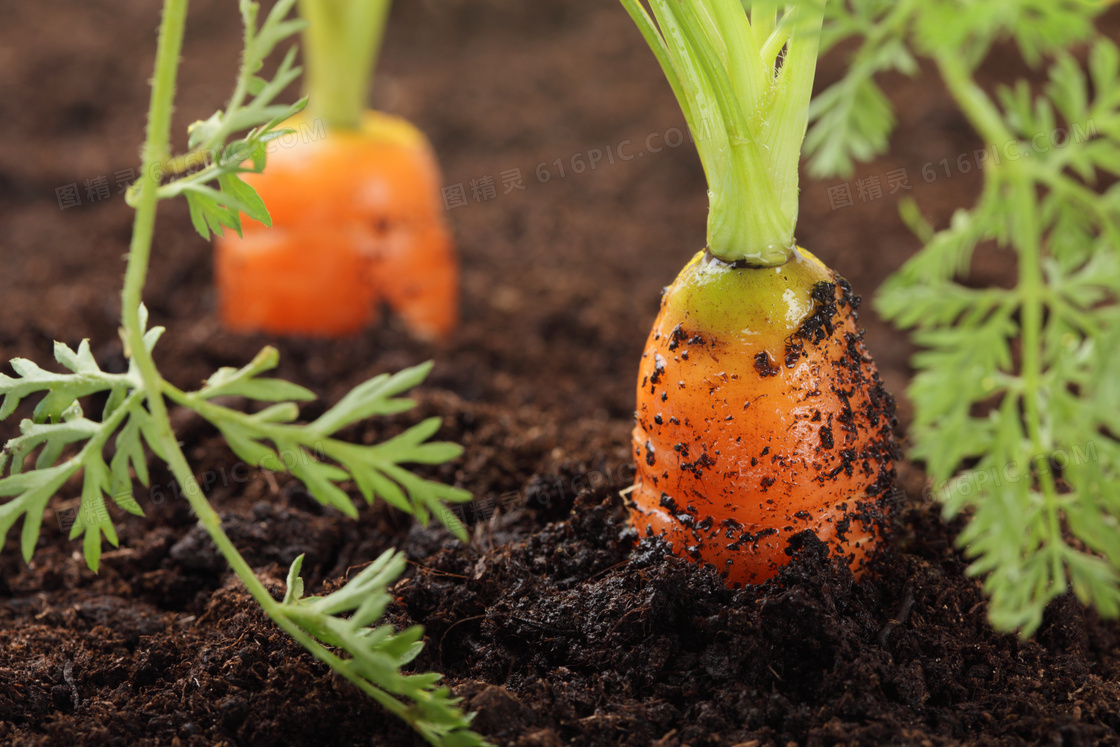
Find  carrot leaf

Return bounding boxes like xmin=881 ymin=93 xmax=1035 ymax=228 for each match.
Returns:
xmin=162 ymin=358 xmax=473 ymax=541
xmin=152 ymin=0 xmax=308 ymax=240
xmin=806 ymin=0 xmax=1103 ymax=180
xmin=0 ymin=0 xmax=486 ymax=740
xmin=280 ymin=550 xmax=487 ymax=745
xmin=869 ymin=16 xmax=1120 ymax=636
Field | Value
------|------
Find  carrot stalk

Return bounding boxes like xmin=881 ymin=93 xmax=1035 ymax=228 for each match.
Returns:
xmin=297 ymin=0 xmax=391 ymax=130
xmin=621 ymin=0 xmax=821 ymax=266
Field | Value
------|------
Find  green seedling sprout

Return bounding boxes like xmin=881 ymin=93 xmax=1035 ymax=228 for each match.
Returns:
xmin=811 ymin=0 xmax=1120 ymax=636
xmin=0 ymin=1 xmax=486 ymax=743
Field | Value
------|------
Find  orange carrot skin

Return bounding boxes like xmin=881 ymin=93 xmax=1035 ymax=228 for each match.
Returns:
xmin=630 ymin=248 xmax=898 ymax=586
xmin=216 ymin=111 xmax=458 ymax=338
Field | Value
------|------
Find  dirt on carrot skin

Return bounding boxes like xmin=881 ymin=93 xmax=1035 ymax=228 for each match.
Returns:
xmin=629 ymin=257 xmax=901 ymax=587
xmin=3 ymin=0 xmax=1120 ymax=745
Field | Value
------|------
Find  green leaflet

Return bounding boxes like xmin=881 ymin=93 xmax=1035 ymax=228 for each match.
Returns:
xmin=0 ymin=323 xmax=158 ymax=569
xmin=806 ymin=0 xmax=1104 ymax=179
xmin=0 ymin=329 xmax=156 ymax=568
xmin=161 ymin=0 xmax=308 ymax=240
xmin=280 ymin=550 xmax=489 ymax=746
xmin=0 ymin=463 xmax=79 ymax=562
xmin=1 ymin=339 xmax=130 ymax=424
xmin=200 ymin=346 xmax=316 ymax=402
xmin=174 ymin=358 xmax=472 ymax=540
xmin=309 ymin=362 xmax=433 ymax=436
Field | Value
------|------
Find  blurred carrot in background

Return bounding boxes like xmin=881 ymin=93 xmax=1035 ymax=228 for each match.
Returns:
xmin=216 ymin=0 xmax=458 ymax=338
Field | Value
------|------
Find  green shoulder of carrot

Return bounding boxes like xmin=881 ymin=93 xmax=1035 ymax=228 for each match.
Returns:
xmin=216 ymin=0 xmax=460 ymax=340
xmin=624 ymin=0 xmax=1120 ymax=637
xmin=1 ymin=2 xmax=487 ymax=744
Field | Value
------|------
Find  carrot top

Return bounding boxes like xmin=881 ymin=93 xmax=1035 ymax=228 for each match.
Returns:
xmin=668 ymin=247 xmax=832 ymax=342
xmin=620 ymin=0 xmax=824 ymax=266
xmin=297 ymin=0 xmax=391 ymax=130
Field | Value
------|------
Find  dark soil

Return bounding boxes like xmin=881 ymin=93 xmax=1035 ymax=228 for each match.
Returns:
xmin=2 ymin=1 xmax=1119 ymax=745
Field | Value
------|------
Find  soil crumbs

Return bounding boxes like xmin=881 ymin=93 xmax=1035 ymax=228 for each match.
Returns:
xmin=3 ymin=462 xmax=1120 ymax=746
xmin=397 ymin=491 xmax=1120 ymax=746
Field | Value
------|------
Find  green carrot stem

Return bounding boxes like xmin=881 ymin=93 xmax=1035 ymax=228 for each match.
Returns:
xmin=620 ymin=0 xmax=824 ymax=266
xmin=121 ymin=0 xmax=283 ymax=640
xmin=297 ymin=0 xmax=391 ymax=130
xmin=120 ymin=0 xmax=185 ymax=345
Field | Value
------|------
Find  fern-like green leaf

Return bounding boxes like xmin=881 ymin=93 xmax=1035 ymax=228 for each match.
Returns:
xmin=281 ymin=551 xmax=491 ymax=747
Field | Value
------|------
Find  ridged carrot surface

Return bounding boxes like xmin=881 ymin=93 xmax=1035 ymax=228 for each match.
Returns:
xmin=629 ymin=248 xmax=898 ymax=586
xmin=216 ymin=111 xmax=457 ymax=338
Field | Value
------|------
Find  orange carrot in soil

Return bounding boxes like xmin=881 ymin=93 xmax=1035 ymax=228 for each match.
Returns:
xmin=215 ymin=0 xmax=458 ymax=339
xmin=630 ymin=248 xmax=898 ymax=586
xmin=620 ymin=1 xmax=898 ymax=585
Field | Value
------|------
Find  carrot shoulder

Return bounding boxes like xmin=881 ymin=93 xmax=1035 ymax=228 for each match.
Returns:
xmin=217 ymin=1 xmax=457 ymax=339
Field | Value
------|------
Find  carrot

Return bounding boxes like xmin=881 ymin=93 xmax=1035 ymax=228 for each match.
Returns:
xmin=631 ymin=248 xmax=898 ymax=585
xmin=215 ymin=1 xmax=457 ymax=339
xmin=620 ymin=1 xmax=899 ymax=585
